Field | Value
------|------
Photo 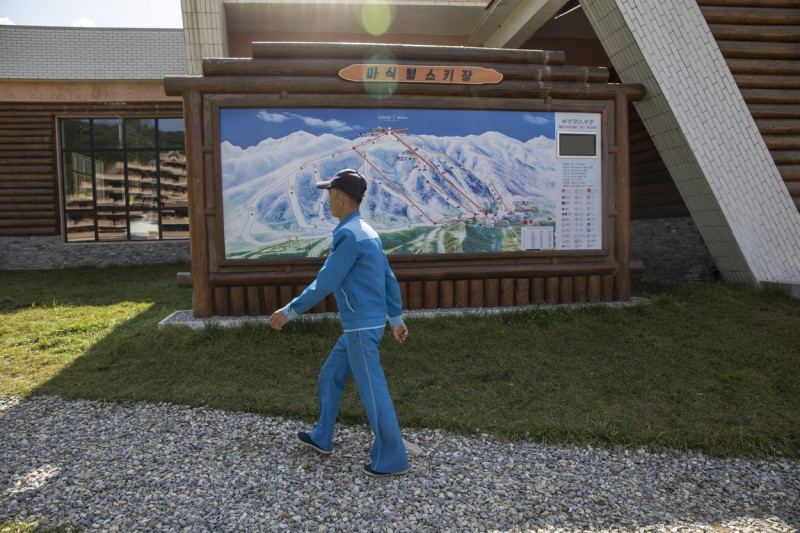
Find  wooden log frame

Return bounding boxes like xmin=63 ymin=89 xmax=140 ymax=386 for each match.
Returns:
xmin=164 ymin=42 xmax=645 ymax=317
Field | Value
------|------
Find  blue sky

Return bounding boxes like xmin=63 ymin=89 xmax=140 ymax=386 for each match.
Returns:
xmin=220 ymin=108 xmax=555 ymax=148
xmin=0 ymin=0 xmax=182 ymax=28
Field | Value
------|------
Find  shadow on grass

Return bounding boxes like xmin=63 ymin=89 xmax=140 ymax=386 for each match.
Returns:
xmin=5 ymin=266 xmax=796 ymax=462
xmin=32 ymin=310 xmax=353 ymax=425
xmin=7 ymin=263 xmax=338 ymax=422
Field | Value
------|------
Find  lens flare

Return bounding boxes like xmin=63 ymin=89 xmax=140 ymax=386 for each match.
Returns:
xmin=364 ymin=53 xmax=398 ymax=100
xmin=360 ymin=0 xmax=392 ymax=36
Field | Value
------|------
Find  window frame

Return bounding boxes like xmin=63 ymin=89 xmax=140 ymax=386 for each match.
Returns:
xmin=58 ymin=116 xmax=189 ymax=243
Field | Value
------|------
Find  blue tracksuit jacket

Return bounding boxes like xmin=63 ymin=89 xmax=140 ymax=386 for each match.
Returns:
xmin=284 ymin=211 xmax=404 ymax=330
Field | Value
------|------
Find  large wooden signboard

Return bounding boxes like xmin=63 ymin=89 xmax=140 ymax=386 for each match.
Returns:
xmin=165 ymin=42 xmax=644 ymax=317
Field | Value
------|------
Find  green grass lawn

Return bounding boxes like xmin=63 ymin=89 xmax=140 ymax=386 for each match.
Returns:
xmin=1 ymin=263 xmax=798 ymax=459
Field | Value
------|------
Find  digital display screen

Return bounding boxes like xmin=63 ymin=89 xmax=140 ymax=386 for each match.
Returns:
xmin=559 ymin=133 xmax=597 ymax=157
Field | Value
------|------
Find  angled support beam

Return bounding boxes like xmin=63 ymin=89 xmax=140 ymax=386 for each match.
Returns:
xmin=582 ymin=0 xmax=800 ymax=285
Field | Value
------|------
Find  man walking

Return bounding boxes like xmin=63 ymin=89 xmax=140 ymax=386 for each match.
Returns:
xmin=269 ymin=168 xmax=410 ymax=477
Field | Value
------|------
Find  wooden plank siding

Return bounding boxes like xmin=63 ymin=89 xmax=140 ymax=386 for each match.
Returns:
xmin=628 ymin=104 xmax=688 ymax=220
xmin=0 ymin=107 xmax=59 ymax=236
xmin=182 ymin=260 xmax=622 ymax=315
xmin=701 ymin=0 xmax=800 ymax=213
xmin=0 ymin=101 xmax=184 ymax=238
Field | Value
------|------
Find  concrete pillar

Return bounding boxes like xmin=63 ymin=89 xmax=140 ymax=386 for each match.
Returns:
xmin=181 ymin=0 xmax=228 ymax=75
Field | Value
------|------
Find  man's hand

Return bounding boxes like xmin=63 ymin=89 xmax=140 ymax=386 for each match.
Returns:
xmin=269 ymin=308 xmax=289 ymax=331
xmin=392 ymin=324 xmax=409 ymax=343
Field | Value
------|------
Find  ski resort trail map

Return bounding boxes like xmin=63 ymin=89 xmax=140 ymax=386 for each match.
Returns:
xmin=220 ymin=108 xmax=601 ymax=260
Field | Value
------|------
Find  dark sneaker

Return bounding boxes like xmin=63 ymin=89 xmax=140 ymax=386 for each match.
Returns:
xmin=362 ymin=464 xmax=409 ymax=477
xmin=296 ymin=432 xmax=332 ymax=455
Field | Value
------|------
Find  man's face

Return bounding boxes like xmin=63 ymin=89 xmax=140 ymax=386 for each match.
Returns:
xmin=328 ymin=188 xmax=343 ymax=219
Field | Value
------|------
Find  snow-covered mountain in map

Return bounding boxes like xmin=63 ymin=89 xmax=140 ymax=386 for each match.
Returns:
xmin=221 ymin=128 xmax=558 ymax=257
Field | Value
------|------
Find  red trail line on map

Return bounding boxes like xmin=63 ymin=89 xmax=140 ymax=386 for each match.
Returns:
xmin=351 ymin=147 xmax=435 ymax=224
xmin=390 ymin=131 xmax=482 ymax=211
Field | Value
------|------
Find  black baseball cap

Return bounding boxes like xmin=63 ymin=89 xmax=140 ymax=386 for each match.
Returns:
xmin=316 ymin=169 xmax=367 ymax=200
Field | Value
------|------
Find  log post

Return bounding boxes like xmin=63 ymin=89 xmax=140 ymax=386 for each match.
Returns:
xmin=614 ymin=93 xmax=632 ymax=301
xmin=184 ymin=90 xmax=213 ymax=317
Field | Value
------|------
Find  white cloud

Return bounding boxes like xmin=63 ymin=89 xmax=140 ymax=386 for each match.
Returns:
xmin=0 ymin=17 xmax=16 ymax=25
xmin=72 ymin=14 xmax=97 ymax=27
xmin=295 ymin=116 xmax=354 ymax=133
xmin=257 ymin=111 xmax=356 ymax=133
xmin=522 ymin=114 xmax=552 ymax=126
xmin=257 ymin=111 xmax=290 ymax=123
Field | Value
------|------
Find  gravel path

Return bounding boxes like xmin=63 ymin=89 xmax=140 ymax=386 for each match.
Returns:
xmin=1 ymin=395 xmax=798 ymax=532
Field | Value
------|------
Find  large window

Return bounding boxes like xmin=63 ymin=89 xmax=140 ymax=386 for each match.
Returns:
xmin=60 ymin=117 xmax=189 ymax=242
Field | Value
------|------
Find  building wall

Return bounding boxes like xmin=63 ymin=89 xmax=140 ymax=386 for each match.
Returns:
xmin=698 ymin=1 xmax=800 ymax=214
xmin=3 ymin=5 xmax=799 ymax=283
xmin=630 ymin=217 xmax=716 ymax=283
xmin=0 ymin=26 xmax=186 ymax=80
xmin=181 ymin=0 xmax=227 ymax=74
xmin=0 ymin=100 xmax=191 ymax=270
xmin=0 ymin=100 xmax=184 ymax=238
xmin=1 ymin=80 xmax=173 ymax=103
xmin=0 ymin=236 xmax=189 ymax=270
xmin=0 ymin=26 xmax=189 ymax=271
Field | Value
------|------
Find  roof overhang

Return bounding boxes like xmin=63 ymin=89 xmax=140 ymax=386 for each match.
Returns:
xmin=223 ymin=1 xmax=487 ymax=39
xmin=221 ymin=0 xmax=569 ymax=47
xmin=468 ymin=0 xmax=571 ymax=47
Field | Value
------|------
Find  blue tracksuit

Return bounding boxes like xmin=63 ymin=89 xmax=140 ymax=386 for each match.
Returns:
xmin=284 ymin=211 xmax=409 ymax=473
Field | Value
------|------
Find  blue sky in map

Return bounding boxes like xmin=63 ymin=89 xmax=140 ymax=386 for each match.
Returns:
xmin=220 ymin=107 xmax=555 ymax=148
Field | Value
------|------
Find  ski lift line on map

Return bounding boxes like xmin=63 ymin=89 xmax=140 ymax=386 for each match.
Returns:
xmin=352 ymin=131 xmax=392 ymax=151
xmin=411 ymin=149 xmax=480 ymax=215
xmin=351 ymin=146 xmax=436 ymax=224
xmin=389 ymin=131 xmax=482 ymax=211
xmin=359 ymin=129 xmax=483 ymax=217
xmin=355 ymin=132 xmax=476 ymax=216
xmin=405 ymin=133 xmax=492 ymax=211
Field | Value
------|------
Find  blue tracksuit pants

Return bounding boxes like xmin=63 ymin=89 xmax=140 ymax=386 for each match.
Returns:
xmin=309 ymin=327 xmax=409 ymax=473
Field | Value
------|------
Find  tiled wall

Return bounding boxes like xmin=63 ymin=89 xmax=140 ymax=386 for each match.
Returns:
xmin=0 ymin=26 xmax=186 ymax=80
xmin=582 ymin=0 xmax=800 ymax=285
xmin=181 ymin=0 xmax=227 ymax=75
